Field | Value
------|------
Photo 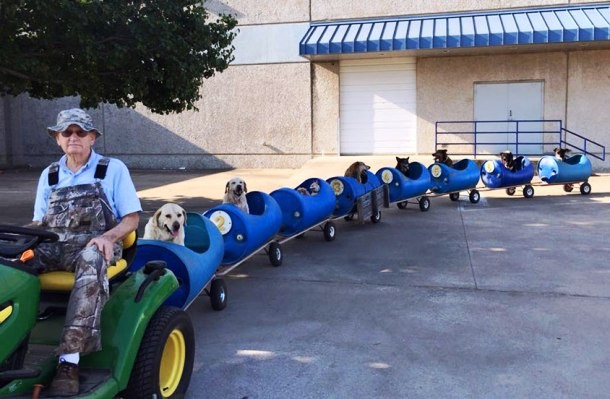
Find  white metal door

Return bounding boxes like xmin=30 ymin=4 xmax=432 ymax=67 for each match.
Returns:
xmin=340 ymin=58 xmax=417 ymax=154
xmin=474 ymin=82 xmax=544 ymax=155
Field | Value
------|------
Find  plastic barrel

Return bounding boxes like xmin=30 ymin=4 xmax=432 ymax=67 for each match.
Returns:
xmin=130 ymin=215 xmax=223 ymax=309
xmin=428 ymin=159 xmax=480 ymax=194
xmin=537 ymin=154 xmax=592 ymax=184
xmin=270 ymin=178 xmax=335 ymax=237
xmin=481 ymin=157 xmax=534 ymax=188
xmin=326 ymin=171 xmax=382 ymax=217
xmin=376 ymin=162 xmax=431 ymax=203
xmin=203 ymin=191 xmax=282 ymax=265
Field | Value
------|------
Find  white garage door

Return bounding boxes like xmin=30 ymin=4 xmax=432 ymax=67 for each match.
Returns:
xmin=340 ymin=58 xmax=417 ymax=154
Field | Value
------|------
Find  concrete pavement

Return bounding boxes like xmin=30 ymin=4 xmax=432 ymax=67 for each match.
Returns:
xmin=1 ymin=156 xmax=610 ymax=398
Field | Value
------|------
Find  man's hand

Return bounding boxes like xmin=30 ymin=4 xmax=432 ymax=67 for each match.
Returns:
xmin=88 ymin=235 xmax=115 ymax=262
xmin=87 ymin=212 xmax=139 ymax=263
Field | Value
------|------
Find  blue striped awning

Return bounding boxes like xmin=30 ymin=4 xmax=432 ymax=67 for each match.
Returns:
xmin=300 ymin=4 xmax=610 ymax=57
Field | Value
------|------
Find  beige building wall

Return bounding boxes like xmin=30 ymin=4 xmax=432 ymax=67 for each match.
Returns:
xmin=207 ymin=0 xmax=310 ymax=25
xmin=311 ymin=62 xmax=340 ymax=155
xmin=6 ymin=63 xmax=313 ymax=169
xmin=2 ymin=1 xmax=610 ymax=170
xmin=417 ymin=52 xmax=568 ymax=155
xmin=566 ymin=49 xmax=610 ymax=169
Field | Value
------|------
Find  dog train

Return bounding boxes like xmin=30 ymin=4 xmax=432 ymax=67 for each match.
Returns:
xmin=137 ymin=147 xmax=593 ymax=311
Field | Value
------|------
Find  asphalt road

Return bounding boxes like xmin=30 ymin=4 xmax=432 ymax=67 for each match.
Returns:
xmin=2 ymin=161 xmax=610 ymax=399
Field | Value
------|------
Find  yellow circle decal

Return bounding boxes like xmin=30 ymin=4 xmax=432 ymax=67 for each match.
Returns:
xmin=430 ymin=164 xmax=442 ymax=178
xmin=484 ymin=161 xmax=495 ymax=173
xmin=381 ymin=170 xmax=393 ymax=184
xmin=330 ymin=179 xmax=344 ymax=196
xmin=210 ymin=210 xmax=232 ymax=235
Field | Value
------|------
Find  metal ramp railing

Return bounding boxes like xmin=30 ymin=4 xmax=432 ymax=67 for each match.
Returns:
xmin=561 ymin=128 xmax=606 ymax=161
xmin=435 ymin=119 xmax=605 ymax=161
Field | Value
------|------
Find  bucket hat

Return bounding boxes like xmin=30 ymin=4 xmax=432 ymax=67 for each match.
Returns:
xmin=47 ymin=108 xmax=102 ymax=137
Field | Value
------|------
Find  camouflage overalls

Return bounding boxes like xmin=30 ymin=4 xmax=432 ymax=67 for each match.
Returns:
xmin=32 ymin=178 xmax=122 ymax=354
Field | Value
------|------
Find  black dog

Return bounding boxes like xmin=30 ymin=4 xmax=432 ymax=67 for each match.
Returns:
xmin=432 ymin=149 xmax=453 ymax=167
xmin=554 ymin=147 xmax=571 ymax=161
xmin=499 ymin=150 xmax=523 ymax=172
xmin=395 ymin=156 xmax=410 ymax=177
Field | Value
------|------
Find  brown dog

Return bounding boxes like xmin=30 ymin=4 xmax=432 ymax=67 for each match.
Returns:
xmin=344 ymin=161 xmax=371 ymax=183
xmin=223 ymin=176 xmax=249 ymax=213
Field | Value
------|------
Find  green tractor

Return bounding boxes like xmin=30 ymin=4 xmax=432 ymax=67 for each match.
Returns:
xmin=0 ymin=225 xmax=195 ymax=398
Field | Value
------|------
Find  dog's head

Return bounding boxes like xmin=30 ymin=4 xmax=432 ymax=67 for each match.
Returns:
xmin=345 ymin=161 xmax=371 ymax=183
xmin=345 ymin=161 xmax=370 ymax=175
xmin=499 ymin=150 xmax=514 ymax=165
xmin=432 ymin=149 xmax=448 ymax=163
xmin=225 ymin=177 xmax=248 ymax=197
xmin=152 ymin=203 xmax=186 ymax=239
xmin=395 ymin=156 xmax=410 ymax=176
xmin=309 ymin=180 xmax=321 ymax=194
xmin=554 ymin=147 xmax=571 ymax=160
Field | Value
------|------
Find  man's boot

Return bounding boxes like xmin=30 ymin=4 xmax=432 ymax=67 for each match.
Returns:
xmin=46 ymin=361 xmax=79 ymax=397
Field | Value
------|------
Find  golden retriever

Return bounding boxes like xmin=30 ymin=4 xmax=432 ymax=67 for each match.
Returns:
xmin=223 ymin=177 xmax=249 ymax=213
xmin=143 ymin=203 xmax=186 ymax=245
xmin=344 ymin=161 xmax=371 ymax=183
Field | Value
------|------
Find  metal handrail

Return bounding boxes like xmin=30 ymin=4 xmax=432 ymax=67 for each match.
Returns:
xmin=435 ymin=119 xmax=605 ymax=161
xmin=561 ymin=128 xmax=606 ymax=161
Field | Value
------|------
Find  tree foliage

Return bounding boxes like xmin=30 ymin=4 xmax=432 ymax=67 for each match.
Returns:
xmin=0 ymin=0 xmax=237 ymax=114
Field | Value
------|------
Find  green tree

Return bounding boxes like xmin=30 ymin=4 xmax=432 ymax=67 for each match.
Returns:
xmin=0 ymin=0 xmax=237 ymax=114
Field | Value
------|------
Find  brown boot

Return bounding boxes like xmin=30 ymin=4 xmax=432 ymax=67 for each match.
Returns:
xmin=47 ymin=361 xmax=79 ymax=397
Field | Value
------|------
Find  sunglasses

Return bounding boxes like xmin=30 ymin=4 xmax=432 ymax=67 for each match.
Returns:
xmin=60 ymin=129 xmax=89 ymax=138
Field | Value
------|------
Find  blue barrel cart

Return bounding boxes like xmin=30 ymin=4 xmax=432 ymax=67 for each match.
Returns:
xmin=480 ymin=156 xmax=535 ymax=198
xmin=428 ymin=159 xmax=481 ymax=203
xmin=130 ymin=213 xmax=227 ymax=310
xmin=537 ymin=154 xmax=593 ymax=195
xmin=203 ymin=191 xmax=284 ymax=271
xmin=326 ymin=170 xmax=389 ymax=224
xmin=376 ymin=162 xmax=432 ymax=211
xmin=270 ymin=178 xmax=338 ymax=242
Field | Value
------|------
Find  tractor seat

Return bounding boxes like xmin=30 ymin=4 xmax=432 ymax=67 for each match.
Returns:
xmin=38 ymin=231 xmax=138 ymax=292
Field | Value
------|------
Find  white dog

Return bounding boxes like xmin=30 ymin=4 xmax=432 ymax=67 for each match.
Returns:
xmin=223 ymin=177 xmax=249 ymax=213
xmin=143 ymin=203 xmax=186 ymax=245
xmin=297 ymin=180 xmax=321 ymax=196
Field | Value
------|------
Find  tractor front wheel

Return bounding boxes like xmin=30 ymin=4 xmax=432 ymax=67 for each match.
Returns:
xmin=123 ymin=306 xmax=195 ymax=399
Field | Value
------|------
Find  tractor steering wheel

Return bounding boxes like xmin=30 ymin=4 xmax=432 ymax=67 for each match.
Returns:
xmin=0 ymin=225 xmax=59 ymax=258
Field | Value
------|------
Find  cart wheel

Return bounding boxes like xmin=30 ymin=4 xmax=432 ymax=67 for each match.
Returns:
xmin=523 ymin=185 xmax=534 ymax=198
xmin=563 ymin=184 xmax=574 ymax=193
xmin=210 ymin=279 xmax=227 ymax=311
xmin=419 ymin=196 xmax=431 ymax=212
xmin=371 ymin=210 xmax=382 ymax=224
xmin=123 ymin=306 xmax=194 ymax=399
xmin=449 ymin=192 xmax=460 ymax=201
xmin=469 ymin=190 xmax=480 ymax=204
xmin=323 ymin=221 xmax=336 ymax=242
xmin=268 ymin=241 xmax=283 ymax=266
xmin=397 ymin=201 xmax=408 ymax=209
xmin=506 ymin=187 xmax=516 ymax=196
xmin=580 ymin=182 xmax=591 ymax=195
xmin=344 ymin=213 xmax=354 ymax=221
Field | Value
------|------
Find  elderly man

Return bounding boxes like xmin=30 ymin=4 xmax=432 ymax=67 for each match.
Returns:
xmin=31 ymin=108 xmax=141 ymax=396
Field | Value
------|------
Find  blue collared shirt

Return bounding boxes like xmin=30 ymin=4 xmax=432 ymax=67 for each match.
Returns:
xmin=33 ymin=150 xmax=142 ymax=222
